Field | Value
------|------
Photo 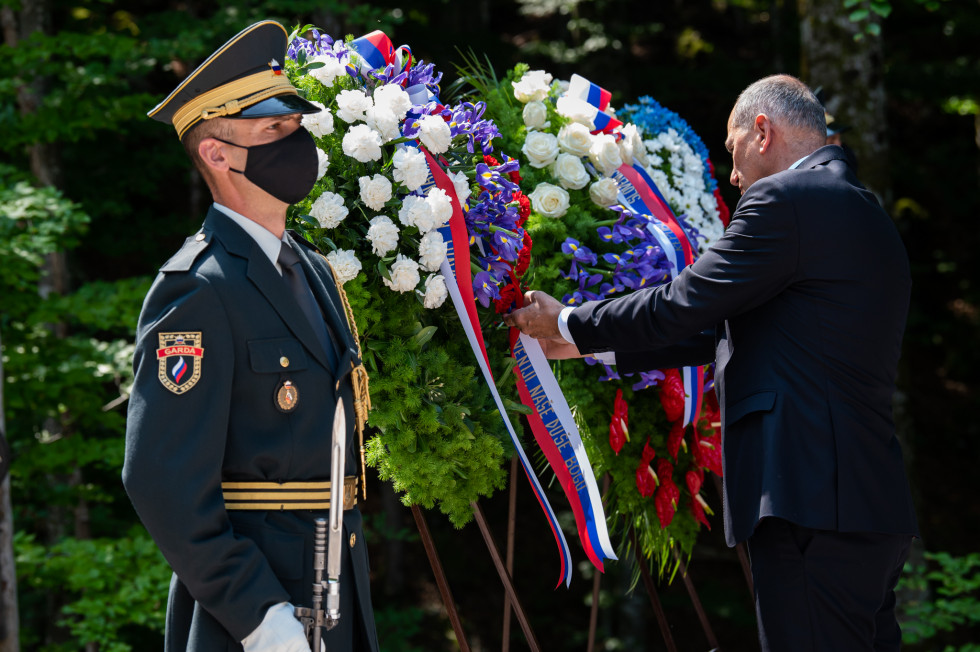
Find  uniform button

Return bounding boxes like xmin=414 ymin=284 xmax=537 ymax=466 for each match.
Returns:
xmin=335 ymin=380 xmax=340 ymax=390
xmin=279 ymin=356 xmax=289 ymax=368
xmin=349 ymin=533 xmax=356 ymax=548
xmin=195 ymin=233 xmax=205 ymax=241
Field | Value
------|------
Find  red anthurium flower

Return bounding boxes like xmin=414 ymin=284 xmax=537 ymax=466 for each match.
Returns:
xmin=654 ymin=458 xmax=679 ymax=528
xmin=685 ymin=467 xmax=704 ymax=496
xmin=659 ymin=369 xmax=685 ymax=423
xmin=690 ymin=493 xmax=712 ymax=529
xmin=667 ymin=420 xmax=686 ymax=460
xmin=635 ymin=437 xmax=657 ymax=497
xmin=696 ymin=431 xmax=723 ymax=477
xmin=609 ymin=389 xmax=629 ymax=454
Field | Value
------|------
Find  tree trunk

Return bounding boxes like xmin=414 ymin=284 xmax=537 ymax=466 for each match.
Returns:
xmin=0 ymin=333 xmax=20 ymax=652
xmin=798 ymin=0 xmax=890 ymax=203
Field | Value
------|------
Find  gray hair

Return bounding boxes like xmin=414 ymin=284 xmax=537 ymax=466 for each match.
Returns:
xmin=731 ymin=74 xmax=826 ymax=138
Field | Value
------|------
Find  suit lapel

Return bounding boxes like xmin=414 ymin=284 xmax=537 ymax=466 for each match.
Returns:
xmin=205 ymin=209 xmax=333 ymax=371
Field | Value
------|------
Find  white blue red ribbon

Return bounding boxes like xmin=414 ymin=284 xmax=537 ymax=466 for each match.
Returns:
xmin=349 ymin=30 xmax=413 ymax=78
xmin=557 ymin=74 xmax=622 ymax=135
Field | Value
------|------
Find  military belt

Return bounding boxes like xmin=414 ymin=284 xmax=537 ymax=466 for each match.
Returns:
xmin=222 ymin=476 xmax=357 ymax=511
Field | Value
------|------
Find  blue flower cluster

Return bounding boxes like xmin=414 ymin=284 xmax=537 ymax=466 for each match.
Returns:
xmin=621 ymin=96 xmax=717 ymax=193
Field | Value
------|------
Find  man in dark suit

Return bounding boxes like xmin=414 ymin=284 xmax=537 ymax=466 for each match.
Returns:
xmin=504 ymin=75 xmax=918 ymax=650
xmin=123 ymin=21 xmax=379 ymax=652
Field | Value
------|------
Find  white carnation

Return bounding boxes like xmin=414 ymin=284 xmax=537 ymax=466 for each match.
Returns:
xmin=528 ymin=182 xmax=570 ymax=218
xmin=589 ymin=133 xmax=624 ymax=176
xmin=418 ymin=114 xmax=452 ymax=154
xmin=315 ymin=147 xmax=329 ymax=180
xmin=336 ymin=89 xmax=372 ymax=124
xmin=309 ymin=55 xmax=348 ymax=88
xmin=358 ymin=174 xmax=392 ymax=211
xmin=557 ymin=122 xmax=593 ymax=157
xmin=366 ymin=215 xmax=399 ymax=257
xmin=326 ymin=248 xmax=362 ymax=285
xmin=555 ymin=96 xmax=596 ymax=129
xmin=589 ymin=177 xmax=619 ymax=207
xmin=512 ymin=70 xmax=553 ymax=103
xmin=301 ymin=101 xmax=334 ymax=139
xmin=449 ymin=170 xmax=471 ymax=207
xmin=418 ymin=229 xmax=448 ymax=271
xmin=398 ymin=194 xmax=429 ymax=229
xmin=373 ymin=83 xmax=412 ymax=120
xmin=309 ymin=191 xmax=348 ymax=228
xmin=342 ymin=124 xmax=382 ymax=163
xmin=522 ymin=101 xmax=549 ymax=130
xmin=392 ymin=146 xmax=428 ymax=191
xmin=416 ymin=187 xmax=452 ymax=233
xmin=383 ymin=254 xmax=421 ymax=293
xmin=552 ymin=152 xmax=590 ymax=190
xmin=521 ymin=131 xmax=560 ymax=169
xmin=421 ymin=273 xmax=448 ymax=309
xmin=365 ymin=105 xmax=401 ymax=143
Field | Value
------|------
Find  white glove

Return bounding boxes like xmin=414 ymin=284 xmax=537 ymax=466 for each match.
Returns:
xmin=241 ymin=602 xmax=311 ymax=652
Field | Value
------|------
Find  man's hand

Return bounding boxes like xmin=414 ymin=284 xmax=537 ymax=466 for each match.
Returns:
xmin=537 ymin=337 xmax=585 ymax=360
xmin=502 ymin=291 xmax=565 ymax=340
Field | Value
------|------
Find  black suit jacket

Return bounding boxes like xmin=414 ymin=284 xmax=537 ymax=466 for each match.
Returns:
xmin=568 ymin=146 xmax=919 ymax=546
xmin=123 ymin=207 xmax=378 ymax=650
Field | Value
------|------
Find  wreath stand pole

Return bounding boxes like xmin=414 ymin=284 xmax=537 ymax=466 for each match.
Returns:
xmin=501 ymin=456 xmax=519 ymax=652
xmin=471 ymin=501 xmax=542 ymax=651
xmin=710 ymin=475 xmax=754 ymax=597
xmin=411 ymin=504 xmax=471 ymax=652
xmin=671 ymin=548 xmax=719 ymax=649
xmin=630 ymin=527 xmax=679 ymax=652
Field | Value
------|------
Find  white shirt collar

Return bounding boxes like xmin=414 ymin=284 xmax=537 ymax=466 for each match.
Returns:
xmin=212 ymin=203 xmax=288 ymax=274
xmin=789 ymin=156 xmax=808 ymax=170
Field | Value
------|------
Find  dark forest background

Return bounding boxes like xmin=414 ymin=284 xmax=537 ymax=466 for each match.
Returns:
xmin=0 ymin=0 xmax=977 ymax=650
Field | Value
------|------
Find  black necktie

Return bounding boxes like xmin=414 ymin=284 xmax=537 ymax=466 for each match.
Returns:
xmin=278 ymin=242 xmax=337 ymax=370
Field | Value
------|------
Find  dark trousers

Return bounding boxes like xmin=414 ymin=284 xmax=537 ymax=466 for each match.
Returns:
xmin=746 ymin=517 xmax=912 ymax=652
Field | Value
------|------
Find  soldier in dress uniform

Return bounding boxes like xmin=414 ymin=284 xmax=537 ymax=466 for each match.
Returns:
xmin=122 ymin=21 xmax=379 ymax=652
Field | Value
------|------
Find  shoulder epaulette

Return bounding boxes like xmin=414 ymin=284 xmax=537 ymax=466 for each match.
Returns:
xmin=160 ymin=231 xmax=212 ymax=273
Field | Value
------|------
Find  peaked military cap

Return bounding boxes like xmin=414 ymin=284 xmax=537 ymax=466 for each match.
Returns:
xmin=813 ymin=86 xmax=852 ymax=137
xmin=148 ymin=20 xmax=320 ymax=140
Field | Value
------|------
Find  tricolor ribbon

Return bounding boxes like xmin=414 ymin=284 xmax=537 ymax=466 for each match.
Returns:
xmin=615 ymin=160 xmax=704 ymax=426
xmin=510 ymin=331 xmax=617 ymax=571
xmin=567 ymin=73 xmax=612 ymax=111
xmin=418 ymin=148 xmax=575 ymax=587
xmin=557 ymin=74 xmax=622 ymax=135
xmin=349 ymin=30 xmax=413 ymax=79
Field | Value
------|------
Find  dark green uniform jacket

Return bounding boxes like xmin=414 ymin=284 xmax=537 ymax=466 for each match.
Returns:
xmin=123 ymin=206 xmax=379 ymax=651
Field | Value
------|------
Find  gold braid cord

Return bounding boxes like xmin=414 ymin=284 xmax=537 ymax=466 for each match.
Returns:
xmin=323 ymin=257 xmax=372 ymax=499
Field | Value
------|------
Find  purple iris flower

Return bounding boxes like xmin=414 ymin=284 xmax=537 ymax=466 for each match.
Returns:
xmin=473 ymin=271 xmax=501 ymax=308
xmin=562 ymin=291 xmax=586 ymax=306
xmin=475 ymin=163 xmax=519 ymax=194
xmin=491 ymin=230 xmax=520 ymax=262
xmin=407 ymin=61 xmax=443 ymax=89
xmin=369 ymin=63 xmax=408 ymax=86
xmin=598 ymin=364 xmax=620 ymax=382
xmin=561 ymin=238 xmax=598 ymax=265
xmin=631 ymin=370 xmax=666 ymax=391
xmin=479 ymin=254 xmax=511 ymax=276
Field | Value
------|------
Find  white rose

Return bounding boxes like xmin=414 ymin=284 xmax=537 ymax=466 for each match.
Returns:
xmin=366 ymin=215 xmax=399 ymax=257
xmin=589 ymin=177 xmax=620 ymax=207
xmin=421 ymin=273 xmax=448 ymax=309
xmin=618 ymin=123 xmax=648 ymax=166
xmin=309 ymin=191 xmax=348 ymax=228
xmin=418 ymin=229 xmax=448 ymax=271
xmin=415 ymin=187 xmax=452 ymax=233
xmin=301 ymin=101 xmax=334 ymax=139
xmin=373 ymin=83 xmax=412 ymax=120
xmin=521 ymin=131 xmax=560 ymax=169
xmin=512 ymin=70 xmax=553 ymax=103
xmin=555 ymin=96 xmax=596 ymax=129
xmin=557 ymin=122 xmax=593 ymax=157
xmin=552 ymin=152 xmax=590 ymax=190
xmin=310 ymin=55 xmax=348 ymax=88
xmin=528 ymin=182 xmax=570 ymax=218
xmin=522 ymin=101 xmax=549 ymax=130
xmin=383 ymin=254 xmax=421 ymax=293
xmin=398 ymin=194 xmax=429 ymax=229
xmin=392 ymin=146 xmax=428 ymax=191
xmin=418 ymin=114 xmax=452 ymax=154
xmin=358 ymin=174 xmax=392 ymax=211
xmin=342 ymin=124 xmax=382 ymax=163
xmin=365 ymin=105 xmax=400 ymax=143
xmin=326 ymin=249 xmax=362 ymax=285
xmin=449 ymin=170 xmax=471 ymax=207
xmin=335 ymin=89 xmax=372 ymax=124
xmin=589 ymin=133 xmax=624 ymax=176
xmin=315 ymin=147 xmax=329 ymax=180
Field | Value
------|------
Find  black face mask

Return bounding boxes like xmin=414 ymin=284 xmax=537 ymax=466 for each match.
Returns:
xmin=215 ymin=126 xmax=318 ymax=205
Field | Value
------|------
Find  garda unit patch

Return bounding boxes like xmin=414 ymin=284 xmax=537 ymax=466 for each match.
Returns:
xmin=156 ymin=332 xmax=204 ymax=394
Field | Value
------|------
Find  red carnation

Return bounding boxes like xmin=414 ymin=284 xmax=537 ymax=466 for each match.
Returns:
xmin=494 ymin=282 xmax=520 ymax=314
xmin=483 ymin=154 xmax=500 ymax=167
xmin=659 ymin=369 xmax=685 ymax=423
xmin=667 ymin=420 xmax=686 ymax=460
xmin=513 ymin=191 xmax=531 ymax=227
xmin=508 ymin=168 xmax=523 ymax=184
xmin=515 ymin=231 xmax=532 ymax=277
xmin=609 ymin=389 xmax=629 ymax=454
xmin=635 ymin=438 xmax=657 ymax=497
xmin=654 ymin=458 xmax=680 ymax=528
